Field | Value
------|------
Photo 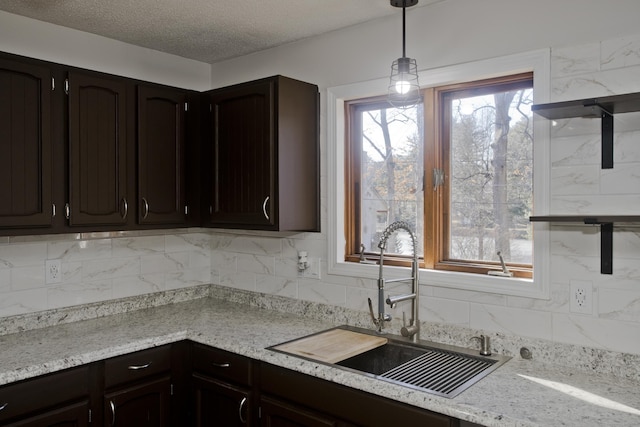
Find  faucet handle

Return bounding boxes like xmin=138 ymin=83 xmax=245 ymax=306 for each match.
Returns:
xmin=400 ymin=311 xmax=419 ymax=338
xmin=367 ymin=298 xmax=378 ymax=327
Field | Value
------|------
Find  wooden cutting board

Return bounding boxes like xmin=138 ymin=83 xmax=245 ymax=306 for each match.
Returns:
xmin=272 ymin=328 xmax=388 ymax=364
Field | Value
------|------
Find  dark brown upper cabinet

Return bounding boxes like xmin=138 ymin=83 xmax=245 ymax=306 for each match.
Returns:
xmin=205 ymin=75 xmax=319 ymax=232
xmin=0 ymin=57 xmax=53 ymax=229
xmin=67 ymin=71 xmax=130 ymax=226
xmin=137 ymin=85 xmax=188 ymax=225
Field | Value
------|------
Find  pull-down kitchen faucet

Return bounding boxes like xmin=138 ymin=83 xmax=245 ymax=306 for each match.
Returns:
xmin=367 ymin=221 xmax=420 ymax=342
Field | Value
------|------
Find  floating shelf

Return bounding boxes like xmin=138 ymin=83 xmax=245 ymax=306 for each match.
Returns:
xmin=530 ymin=215 xmax=640 ymax=274
xmin=532 ymin=92 xmax=640 ymax=169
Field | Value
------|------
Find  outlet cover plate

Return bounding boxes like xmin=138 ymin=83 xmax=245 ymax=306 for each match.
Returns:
xmin=570 ymin=280 xmax=592 ymax=314
xmin=298 ymin=257 xmax=321 ymax=280
xmin=46 ymin=259 xmax=62 ymax=284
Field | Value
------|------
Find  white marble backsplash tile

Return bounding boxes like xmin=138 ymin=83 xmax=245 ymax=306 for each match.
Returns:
xmin=550 ymin=165 xmax=600 ymax=195
xmin=0 ymin=231 xmax=213 ymax=317
xmin=602 ymin=34 xmax=640 ymax=70
xmin=111 ymin=235 xmax=164 ymax=257
xmin=49 ymin=238 xmax=113 ymax=261
xmin=551 ymin=42 xmax=601 ymax=78
xmin=47 ymin=280 xmax=113 ymax=309
xmin=0 ymin=242 xmax=47 ymax=268
xmin=599 ymin=288 xmax=640 ymax=321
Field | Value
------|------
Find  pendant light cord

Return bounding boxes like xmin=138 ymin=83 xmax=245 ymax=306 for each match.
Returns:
xmin=402 ymin=0 xmax=407 ymax=58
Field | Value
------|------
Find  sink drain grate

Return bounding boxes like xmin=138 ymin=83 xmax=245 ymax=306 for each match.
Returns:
xmin=380 ymin=349 xmax=496 ymax=397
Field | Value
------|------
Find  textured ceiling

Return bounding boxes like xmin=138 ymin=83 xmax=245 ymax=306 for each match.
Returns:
xmin=0 ymin=0 xmax=444 ymax=64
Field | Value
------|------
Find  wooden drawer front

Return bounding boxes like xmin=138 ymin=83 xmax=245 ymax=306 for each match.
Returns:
xmin=192 ymin=344 xmax=251 ymax=386
xmin=0 ymin=366 xmax=89 ymax=423
xmin=105 ymin=345 xmax=171 ymax=389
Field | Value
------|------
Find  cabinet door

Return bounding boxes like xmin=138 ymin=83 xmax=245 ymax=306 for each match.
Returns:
xmin=68 ymin=71 xmax=129 ymax=226
xmin=259 ymin=396 xmax=336 ymax=427
xmin=4 ymin=401 xmax=89 ymax=427
xmin=192 ymin=373 xmax=251 ymax=427
xmin=0 ymin=57 xmax=53 ymax=228
xmin=0 ymin=366 xmax=89 ymax=427
xmin=137 ymin=85 xmax=187 ymax=225
xmin=104 ymin=376 xmax=171 ymax=427
xmin=207 ymin=79 xmax=275 ymax=228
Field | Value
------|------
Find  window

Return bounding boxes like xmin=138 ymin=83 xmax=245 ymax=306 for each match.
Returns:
xmin=346 ymin=73 xmax=533 ymax=278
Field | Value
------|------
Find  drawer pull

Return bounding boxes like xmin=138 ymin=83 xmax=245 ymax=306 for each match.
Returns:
xmin=0 ymin=402 xmax=8 ymax=411
xmin=110 ymin=400 xmax=116 ymax=426
xmin=127 ymin=362 xmax=152 ymax=370
xmin=262 ymin=196 xmax=270 ymax=221
xmin=238 ymin=396 xmax=247 ymax=424
xmin=121 ymin=198 xmax=128 ymax=220
xmin=142 ymin=197 xmax=150 ymax=219
xmin=212 ymin=362 xmax=230 ymax=368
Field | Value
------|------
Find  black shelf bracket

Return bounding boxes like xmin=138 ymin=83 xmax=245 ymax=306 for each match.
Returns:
xmin=601 ymin=222 xmax=613 ymax=274
xmin=601 ymin=109 xmax=614 ymax=169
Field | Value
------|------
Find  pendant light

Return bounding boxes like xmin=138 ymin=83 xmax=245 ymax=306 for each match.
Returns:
xmin=388 ymin=0 xmax=421 ymax=108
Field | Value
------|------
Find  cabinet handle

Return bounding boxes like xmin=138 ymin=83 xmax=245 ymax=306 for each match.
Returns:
xmin=110 ymin=400 xmax=116 ymax=426
xmin=238 ymin=396 xmax=247 ymax=424
xmin=121 ymin=198 xmax=128 ymax=220
xmin=0 ymin=402 xmax=8 ymax=411
xmin=142 ymin=197 xmax=149 ymax=219
xmin=65 ymin=203 xmax=71 ymax=220
xmin=262 ymin=196 xmax=270 ymax=221
xmin=127 ymin=362 xmax=152 ymax=370
xmin=52 ymin=203 xmax=56 ymax=218
xmin=212 ymin=362 xmax=230 ymax=368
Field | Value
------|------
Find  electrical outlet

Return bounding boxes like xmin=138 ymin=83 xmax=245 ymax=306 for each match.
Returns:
xmin=570 ymin=280 xmax=592 ymax=314
xmin=298 ymin=257 xmax=321 ymax=280
xmin=45 ymin=259 xmax=62 ymax=284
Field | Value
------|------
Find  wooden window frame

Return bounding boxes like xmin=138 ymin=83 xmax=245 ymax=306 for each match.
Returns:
xmin=345 ymin=73 xmax=533 ymax=278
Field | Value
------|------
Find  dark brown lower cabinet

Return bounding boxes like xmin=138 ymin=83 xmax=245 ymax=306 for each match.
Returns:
xmin=259 ymin=396 xmax=338 ymax=427
xmin=0 ymin=366 xmax=90 ymax=427
xmin=103 ymin=345 xmax=173 ymax=427
xmin=4 ymin=401 xmax=90 ymax=427
xmin=104 ymin=376 xmax=171 ymax=427
xmin=192 ymin=374 xmax=251 ymax=426
xmin=259 ymin=363 xmax=455 ymax=427
xmin=0 ymin=341 xmax=469 ymax=427
xmin=191 ymin=343 xmax=254 ymax=426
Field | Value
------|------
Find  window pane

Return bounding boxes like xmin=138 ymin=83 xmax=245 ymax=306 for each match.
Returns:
xmin=449 ymin=87 xmax=533 ymax=264
xmin=360 ymin=105 xmax=424 ymax=257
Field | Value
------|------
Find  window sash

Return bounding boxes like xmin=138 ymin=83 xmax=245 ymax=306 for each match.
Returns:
xmin=346 ymin=73 xmax=533 ymax=278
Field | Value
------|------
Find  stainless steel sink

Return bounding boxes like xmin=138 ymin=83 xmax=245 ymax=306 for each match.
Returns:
xmin=269 ymin=326 xmax=510 ymax=398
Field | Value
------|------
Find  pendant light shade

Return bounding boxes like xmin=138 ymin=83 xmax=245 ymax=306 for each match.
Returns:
xmin=388 ymin=0 xmax=421 ymax=108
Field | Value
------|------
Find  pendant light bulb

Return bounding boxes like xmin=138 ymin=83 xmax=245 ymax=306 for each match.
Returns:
xmin=396 ymin=80 xmax=411 ymax=94
xmin=393 ymin=57 xmax=413 ymax=94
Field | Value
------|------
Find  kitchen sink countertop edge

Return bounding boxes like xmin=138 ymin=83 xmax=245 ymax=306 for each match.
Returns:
xmin=0 ymin=296 xmax=639 ymax=426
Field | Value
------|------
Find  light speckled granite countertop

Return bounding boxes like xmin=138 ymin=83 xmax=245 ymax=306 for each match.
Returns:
xmin=1 ymin=294 xmax=639 ymax=427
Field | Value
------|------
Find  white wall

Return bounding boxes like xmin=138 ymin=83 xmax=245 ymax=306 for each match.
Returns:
xmin=1 ymin=1 xmax=640 ymax=355
xmin=209 ymin=0 xmax=640 ymax=89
